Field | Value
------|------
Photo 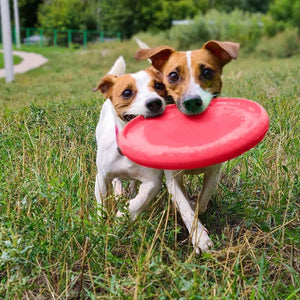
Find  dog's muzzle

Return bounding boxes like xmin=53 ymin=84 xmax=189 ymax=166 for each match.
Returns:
xmin=183 ymin=97 xmax=203 ymax=114
xmin=146 ymin=98 xmax=163 ymax=114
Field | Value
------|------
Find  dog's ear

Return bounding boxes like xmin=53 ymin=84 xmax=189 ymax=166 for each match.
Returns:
xmin=203 ymin=40 xmax=240 ymax=66
xmin=108 ymin=56 xmax=126 ymax=76
xmin=135 ymin=46 xmax=174 ymax=70
xmin=93 ymin=74 xmax=117 ymax=98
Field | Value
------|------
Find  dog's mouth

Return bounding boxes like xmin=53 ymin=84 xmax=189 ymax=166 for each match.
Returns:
xmin=165 ymin=95 xmax=175 ymax=105
xmin=123 ymin=114 xmax=137 ymax=122
xmin=144 ymin=111 xmax=164 ymax=119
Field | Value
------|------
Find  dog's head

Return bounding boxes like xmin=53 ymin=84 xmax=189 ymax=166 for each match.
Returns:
xmin=94 ymin=66 xmax=166 ymax=122
xmin=135 ymin=40 xmax=239 ymax=115
xmin=94 ymin=57 xmax=166 ymax=121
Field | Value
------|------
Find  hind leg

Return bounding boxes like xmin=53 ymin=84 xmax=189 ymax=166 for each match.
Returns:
xmin=95 ymin=172 xmax=108 ymax=216
xmin=197 ymin=164 xmax=222 ymax=214
xmin=165 ymin=170 xmax=213 ymax=254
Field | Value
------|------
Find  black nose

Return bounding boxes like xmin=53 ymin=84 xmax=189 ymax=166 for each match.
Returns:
xmin=146 ymin=98 xmax=163 ymax=113
xmin=183 ymin=97 xmax=203 ymax=114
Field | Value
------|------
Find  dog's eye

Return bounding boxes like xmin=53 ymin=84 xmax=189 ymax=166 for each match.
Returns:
xmin=201 ymin=68 xmax=214 ymax=80
xmin=168 ymin=72 xmax=180 ymax=83
xmin=121 ymin=89 xmax=133 ymax=99
xmin=154 ymin=82 xmax=165 ymax=91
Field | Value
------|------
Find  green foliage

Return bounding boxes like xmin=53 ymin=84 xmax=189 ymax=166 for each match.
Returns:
xmin=168 ymin=16 xmax=210 ymax=49
xmin=99 ymin=0 xmax=206 ymax=38
xmin=13 ymin=0 xmax=43 ymax=27
xmin=99 ymin=0 xmax=163 ymax=38
xmin=255 ymin=27 xmax=300 ymax=58
xmin=168 ymin=9 xmax=264 ymax=51
xmin=269 ymin=0 xmax=300 ymax=29
xmin=212 ymin=0 xmax=270 ymax=13
xmin=38 ymin=0 xmax=99 ymax=30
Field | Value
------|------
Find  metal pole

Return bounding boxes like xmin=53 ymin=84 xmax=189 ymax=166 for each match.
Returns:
xmin=13 ymin=0 xmax=20 ymax=49
xmin=0 ymin=0 xmax=14 ymax=83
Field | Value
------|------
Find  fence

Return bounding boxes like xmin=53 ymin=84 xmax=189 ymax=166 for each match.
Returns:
xmin=0 ymin=27 xmax=121 ymax=49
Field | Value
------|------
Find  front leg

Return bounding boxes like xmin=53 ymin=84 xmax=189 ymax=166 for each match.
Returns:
xmin=117 ymin=175 xmax=162 ymax=219
xmin=197 ymin=163 xmax=222 ymax=214
xmin=95 ymin=172 xmax=109 ymax=216
xmin=164 ymin=170 xmax=213 ymax=254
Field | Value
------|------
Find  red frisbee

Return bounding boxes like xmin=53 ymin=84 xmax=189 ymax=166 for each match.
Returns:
xmin=117 ymin=98 xmax=269 ymax=170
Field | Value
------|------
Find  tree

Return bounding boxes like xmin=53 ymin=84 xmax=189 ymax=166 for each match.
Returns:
xmin=99 ymin=0 xmax=164 ymax=38
xmin=270 ymin=0 xmax=300 ymax=28
xmin=38 ymin=0 xmax=99 ymax=30
xmin=99 ymin=0 xmax=209 ymax=39
xmin=211 ymin=0 xmax=270 ymax=13
xmin=10 ymin=0 xmax=43 ymax=27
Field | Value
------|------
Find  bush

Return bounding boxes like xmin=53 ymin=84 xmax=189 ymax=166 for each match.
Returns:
xmin=38 ymin=0 xmax=99 ymax=30
xmin=269 ymin=0 xmax=300 ymax=29
xmin=168 ymin=17 xmax=210 ymax=49
xmin=255 ymin=27 xmax=300 ymax=58
xmin=261 ymin=15 xmax=288 ymax=37
xmin=168 ymin=9 xmax=264 ymax=51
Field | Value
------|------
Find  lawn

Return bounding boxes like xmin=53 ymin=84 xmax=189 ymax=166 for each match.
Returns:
xmin=0 ymin=52 xmax=23 ymax=69
xmin=0 ymin=40 xmax=299 ymax=299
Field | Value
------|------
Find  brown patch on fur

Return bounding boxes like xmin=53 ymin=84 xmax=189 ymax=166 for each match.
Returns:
xmin=135 ymin=41 xmax=240 ymax=105
xmin=95 ymin=74 xmax=137 ymax=119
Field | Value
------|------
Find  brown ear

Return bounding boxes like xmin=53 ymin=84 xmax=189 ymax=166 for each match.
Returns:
xmin=93 ymin=74 xmax=117 ymax=98
xmin=203 ymin=40 xmax=240 ymax=66
xmin=135 ymin=46 xmax=174 ymax=70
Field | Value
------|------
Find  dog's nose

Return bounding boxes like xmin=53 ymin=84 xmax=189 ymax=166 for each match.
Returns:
xmin=183 ymin=97 xmax=203 ymax=114
xmin=146 ymin=98 xmax=163 ymax=113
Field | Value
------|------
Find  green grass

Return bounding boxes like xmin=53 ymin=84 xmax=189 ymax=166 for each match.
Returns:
xmin=0 ymin=39 xmax=299 ymax=299
xmin=0 ymin=52 xmax=23 ymax=69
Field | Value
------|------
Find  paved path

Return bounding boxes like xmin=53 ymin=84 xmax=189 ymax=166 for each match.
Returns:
xmin=0 ymin=50 xmax=48 ymax=78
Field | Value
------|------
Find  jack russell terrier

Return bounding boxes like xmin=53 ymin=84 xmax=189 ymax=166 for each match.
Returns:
xmin=94 ymin=57 xmax=167 ymax=219
xmin=135 ymin=40 xmax=240 ymax=253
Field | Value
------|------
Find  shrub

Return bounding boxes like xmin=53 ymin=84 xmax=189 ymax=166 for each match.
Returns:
xmin=261 ymin=14 xmax=288 ymax=37
xmin=255 ymin=27 xmax=300 ymax=58
xmin=168 ymin=17 xmax=210 ymax=49
xmin=38 ymin=0 xmax=99 ymax=30
xmin=269 ymin=0 xmax=300 ymax=29
xmin=168 ymin=9 xmax=264 ymax=51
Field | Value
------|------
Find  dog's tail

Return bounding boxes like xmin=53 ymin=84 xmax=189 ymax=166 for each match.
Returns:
xmin=108 ymin=56 xmax=126 ymax=76
xmin=134 ymin=38 xmax=152 ymax=63
xmin=134 ymin=38 xmax=150 ymax=49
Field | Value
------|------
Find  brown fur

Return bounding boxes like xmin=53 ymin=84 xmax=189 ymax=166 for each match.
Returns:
xmin=135 ymin=41 xmax=239 ymax=107
xmin=94 ymin=67 xmax=165 ymax=120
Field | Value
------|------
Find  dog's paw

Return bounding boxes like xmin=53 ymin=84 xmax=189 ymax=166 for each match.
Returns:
xmin=198 ymin=204 xmax=208 ymax=215
xmin=116 ymin=210 xmax=125 ymax=218
xmin=188 ymin=200 xmax=208 ymax=214
xmin=192 ymin=227 xmax=213 ymax=255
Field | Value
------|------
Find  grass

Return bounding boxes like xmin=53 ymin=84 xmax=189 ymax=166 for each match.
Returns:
xmin=0 ymin=39 xmax=299 ymax=299
xmin=0 ymin=52 xmax=23 ymax=69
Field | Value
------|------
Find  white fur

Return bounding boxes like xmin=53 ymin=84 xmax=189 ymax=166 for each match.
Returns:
xmin=108 ymin=56 xmax=126 ymax=76
xmin=134 ymin=38 xmax=150 ymax=50
xmin=95 ymin=100 xmax=163 ymax=218
xmin=185 ymin=51 xmax=213 ymax=113
xmin=126 ymin=71 xmax=166 ymax=116
xmin=95 ymin=62 xmax=164 ymax=219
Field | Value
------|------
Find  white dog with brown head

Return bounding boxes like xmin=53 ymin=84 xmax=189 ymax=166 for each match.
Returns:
xmin=136 ymin=41 xmax=239 ymax=253
xmin=94 ymin=57 xmax=167 ymax=218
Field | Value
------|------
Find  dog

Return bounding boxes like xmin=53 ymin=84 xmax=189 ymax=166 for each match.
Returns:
xmin=94 ymin=56 xmax=167 ymax=219
xmin=135 ymin=40 xmax=240 ymax=253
